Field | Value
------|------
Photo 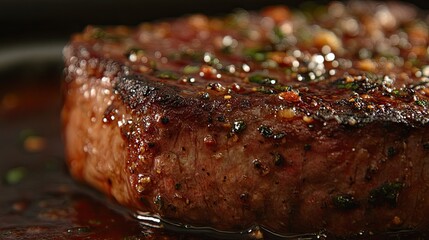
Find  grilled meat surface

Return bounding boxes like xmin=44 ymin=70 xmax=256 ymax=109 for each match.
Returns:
xmin=63 ymin=1 xmax=429 ymax=237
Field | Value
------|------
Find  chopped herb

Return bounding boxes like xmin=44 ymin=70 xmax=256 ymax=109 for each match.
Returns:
xmin=415 ymin=100 xmax=428 ymax=107
xmin=258 ymin=125 xmax=273 ymax=138
xmin=391 ymin=89 xmax=400 ymax=96
xmin=91 ymin=28 xmax=124 ymax=41
xmin=231 ymin=120 xmax=246 ymax=134
xmin=256 ymin=87 xmax=276 ymax=94
xmin=200 ymin=92 xmax=210 ymax=100
xmin=258 ymin=125 xmax=285 ymax=139
xmin=175 ymin=183 xmax=181 ymax=190
xmin=272 ymin=132 xmax=286 ymax=139
xmin=336 ymin=81 xmax=360 ymax=90
xmin=249 ymin=74 xmax=277 ymax=85
xmin=183 ymin=65 xmax=200 ymax=74
xmin=207 ymin=82 xmax=226 ymax=92
xmin=332 ymin=194 xmax=359 ymax=210
xmin=170 ymin=50 xmax=204 ymax=62
xmin=4 ymin=167 xmax=26 ymax=185
xmin=156 ymin=70 xmax=180 ymax=80
xmin=244 ymin=48 xmax=268 ymax=62
xmin=274 ymin=85 xmax=292 ymax=92
xmin=369 ymin=182 xmax=403 ymax=207
xmin=391 ymin=88 xmax=414 ymax=100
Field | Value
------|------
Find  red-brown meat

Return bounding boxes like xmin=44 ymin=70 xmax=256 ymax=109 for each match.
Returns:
xmin=62 ymin=1 xmax=429 ymax=238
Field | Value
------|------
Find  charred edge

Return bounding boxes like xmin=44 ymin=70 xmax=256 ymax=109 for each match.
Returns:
xmin=114 ymin=75 xmax=187 ymax=110
xmin=315 ymin=105 xmax=429 ymax=127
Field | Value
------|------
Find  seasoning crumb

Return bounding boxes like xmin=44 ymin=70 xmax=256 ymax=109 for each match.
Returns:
xmin=392 ymin=216 xmax=402 ymax=226
xmin=278 ymin=108 xmax=296 ymax=119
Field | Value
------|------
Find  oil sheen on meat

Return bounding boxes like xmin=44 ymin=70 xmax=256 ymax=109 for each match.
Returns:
xmin=62 ymin=1 xmax=429 ymax=238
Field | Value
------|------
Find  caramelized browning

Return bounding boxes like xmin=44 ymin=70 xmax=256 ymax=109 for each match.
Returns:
xmin=63 ymin=1 xmax=429 ymax=238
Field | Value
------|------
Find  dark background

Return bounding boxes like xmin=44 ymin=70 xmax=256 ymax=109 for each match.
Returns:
xmin=1 ymin=0 xmax=428 ymax=40
xmin=0 ymin=0 xmax=428 ymax=79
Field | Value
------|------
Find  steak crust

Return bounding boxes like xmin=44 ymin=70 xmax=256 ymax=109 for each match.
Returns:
xmin=63 ymin=1 xmax=429 ymax=237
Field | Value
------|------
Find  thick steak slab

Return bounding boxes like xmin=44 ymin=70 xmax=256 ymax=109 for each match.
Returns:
xmin=63 ymin=1 xmax=429 ymax=237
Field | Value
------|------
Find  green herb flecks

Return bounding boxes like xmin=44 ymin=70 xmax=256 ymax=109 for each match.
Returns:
xmin=258 ymin=125 xmax=273 ymax=138
xmin=369 ymin=182 xmax=404 ymax=207
xmin=91 ymin=27 xmax=125 ymax=42
xmin=415 ymin=99 xmax=429 ymax=107
xmin=336 ymin=81 xmax=360 ymax=90
xmin=255 ymin=87 xmax=276 ymax=94
xmin=156 ymin=70 xmax=180 ymax=80
xmin=332 ymin=194 xmax=359 ymax=210
xmin=183 ymin=65 xmax=200 ymax=74
xmin=249 ymin=74 xmax=278 ymax=85
xmin=244 ymin=48 xmax=269 ymax=62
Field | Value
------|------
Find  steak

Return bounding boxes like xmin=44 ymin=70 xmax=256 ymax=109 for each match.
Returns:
xmin=62 ymin=1 xmax=429 ymax=238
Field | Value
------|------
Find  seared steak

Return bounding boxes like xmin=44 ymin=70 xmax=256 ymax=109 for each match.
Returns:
xmin=62 ymin=1 xmax=429 ymax=238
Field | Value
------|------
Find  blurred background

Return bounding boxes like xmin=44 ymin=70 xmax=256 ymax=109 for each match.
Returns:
xmin=2 ymin=0 xmax=429 ymax=79
xmin=0 ymin=0 xmax=312 ymax=80
xmin=0 ymin=0 xmax=428 ymax=82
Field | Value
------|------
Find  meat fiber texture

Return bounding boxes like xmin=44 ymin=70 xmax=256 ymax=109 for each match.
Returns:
xmin=62 ymin=1 xmax=429 ymax=238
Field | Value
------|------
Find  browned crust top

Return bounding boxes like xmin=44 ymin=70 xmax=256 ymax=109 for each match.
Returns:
xmin=67 ymin=1 xmax=429 ymax=128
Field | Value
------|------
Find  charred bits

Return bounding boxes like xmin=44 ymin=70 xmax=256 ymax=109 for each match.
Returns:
xmin=386 ymin=146 xmax=397 ymax=158
xmin=231 ymin=120 xmax=246 ymax=134
xmin=258 ymin=125 xmax=285 ymax=140
xmin=252 ymin=159 xmax=270 ymax=176
xmin=160 ymin=116 xmax=170 ymax=124
xmin=154 ymin=195 xmax=163 ymax=210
